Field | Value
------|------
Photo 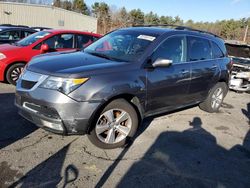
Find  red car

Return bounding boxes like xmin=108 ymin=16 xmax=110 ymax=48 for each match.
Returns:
xmin=0 ymin=29 xmax=102 ymax=85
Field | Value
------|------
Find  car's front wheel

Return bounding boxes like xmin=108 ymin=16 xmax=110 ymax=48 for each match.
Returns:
xmin=88 ymin=99 xmax=139 ymax=149
xmin=199 ymin=82 xmax=228 ymax=113
xmin=6 ymin=63 xmax=25 ymax=85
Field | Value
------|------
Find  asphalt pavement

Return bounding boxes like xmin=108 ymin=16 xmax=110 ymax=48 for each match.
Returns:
xmin=0 ymin=82 xmax=249 ymax=188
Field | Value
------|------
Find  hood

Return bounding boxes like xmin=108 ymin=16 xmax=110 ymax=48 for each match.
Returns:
xmin=27 ymin=51 xmax=131 ymax=78
xmin=0 ymin=43 xmax=23 ymax=53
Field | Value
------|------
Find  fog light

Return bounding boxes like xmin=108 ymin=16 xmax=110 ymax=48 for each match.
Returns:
xmin=41 ymin=120 xmax=64 ymax=131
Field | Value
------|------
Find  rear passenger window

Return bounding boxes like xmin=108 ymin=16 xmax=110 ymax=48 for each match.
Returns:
xmin=77 ymin=35 xmax=94 ymax=48
xmin=212 ymin=42 xmax=224 ymax=58
xmin=152 ymin=36 xmax=186 ymax=64
xmin=188 ymin=36 xmax=212 ymax=61
xmin=0 ymin=30 xmax=20 ymax=40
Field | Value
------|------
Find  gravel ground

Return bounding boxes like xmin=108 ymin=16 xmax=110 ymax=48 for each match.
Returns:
xmin=0 ymin=82 xmax=249 ymax=188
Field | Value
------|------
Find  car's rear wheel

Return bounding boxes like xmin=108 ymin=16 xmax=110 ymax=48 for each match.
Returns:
xmin=6 ymin=63 xmax=25 ymax=85
xmin=88 ymin=99 xmax=138 ymax=149
xmin=199 ymin=82 xmax=228 ymax=113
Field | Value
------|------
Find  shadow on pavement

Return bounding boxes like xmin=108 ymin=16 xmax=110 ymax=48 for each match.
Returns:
xmin=95 ymin=117 xmax=154 ymax=188
xmin=116 ymin=117 xmax=250 ymax=188
xmin=10 ymin=141 xmax=79 ymax=188
xmin=0 ymin=93 xmax=37 ymax=149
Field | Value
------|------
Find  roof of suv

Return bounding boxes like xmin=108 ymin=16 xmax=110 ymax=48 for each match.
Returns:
xmin=121 ymin=25 xmax=222 ymax=41
xmin=0 ymin=26 xmax=35 ymax=31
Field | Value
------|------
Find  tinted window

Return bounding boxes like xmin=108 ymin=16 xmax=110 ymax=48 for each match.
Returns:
xmin=22 ymin=30 xmax=35 ymax=38
xmin=77 ymin=35 xmax=94 ymax=48
xmin=212 ymin=42 xmax=224 ymax=58
xmin=0 ymin=30 xmax=20 ymax=40
xmin=188 ymin=36 xmax=212 ymax=61
xmin=44 ymin=34 xmax=74 ymax=49
xmin=152 ymin=36 xmax=186 ymax=64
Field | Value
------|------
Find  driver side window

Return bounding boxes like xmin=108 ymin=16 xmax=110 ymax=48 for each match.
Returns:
xmin=43 ymin=34 xmax=74 ymax=49
xmin=152 ymin=36 xmax=186 ymax=64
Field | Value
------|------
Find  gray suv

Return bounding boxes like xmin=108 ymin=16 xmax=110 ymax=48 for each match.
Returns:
xmin=15 ymin=26 xmax=231 ymax=149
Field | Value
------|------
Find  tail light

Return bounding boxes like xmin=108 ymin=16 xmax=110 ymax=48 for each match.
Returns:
xmin=229 ymin=58 xmax=234 ymax=73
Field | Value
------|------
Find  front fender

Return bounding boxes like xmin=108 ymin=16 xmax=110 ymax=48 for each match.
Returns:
xmin=69 ymin=69 xmax=146 ymax=103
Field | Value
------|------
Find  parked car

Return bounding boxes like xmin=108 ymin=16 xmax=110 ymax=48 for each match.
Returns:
xmin=0 ymin=25 xmax=36 ymax=44
xmin=15 ymin=26 xmax=231 ymax=149
xmin=0 ymin=29 xmax=102 ymax=84
xmin=225 ymin=42 xmax=250 ymax=93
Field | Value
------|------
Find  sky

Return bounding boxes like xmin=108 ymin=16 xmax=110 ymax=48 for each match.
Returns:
xmin=84 ymin=0 xmax=250 ymax=22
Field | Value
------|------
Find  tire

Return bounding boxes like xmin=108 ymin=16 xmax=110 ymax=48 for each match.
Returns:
xmin=88 ymin=99 xmax=139 ymax=149
xmin=6 ymin=63 xmax=25 ymax=85
xmin=199 ymin=82 xmax=228 ymax=113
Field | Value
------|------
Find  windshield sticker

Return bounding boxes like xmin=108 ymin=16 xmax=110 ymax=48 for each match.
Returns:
xmin=137 ymin=35 xmax=156 ymax=41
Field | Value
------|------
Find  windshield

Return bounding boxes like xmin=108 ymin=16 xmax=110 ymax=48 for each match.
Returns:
xmin=84 ymin=31 xmax=158 ymax=62
xmin=16 ymin=31 xmax=51 ymax=46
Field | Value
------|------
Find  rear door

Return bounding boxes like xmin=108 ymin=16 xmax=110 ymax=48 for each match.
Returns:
xmin=187 ymin=36 xmax=220 ymax=101
xmin=146 ymin=35 xmax=191 ymax=115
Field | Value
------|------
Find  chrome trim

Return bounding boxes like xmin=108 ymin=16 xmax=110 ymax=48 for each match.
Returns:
xmin=23 ymin=102 xmax=39 ymax=113
xmin=18 ymin=70 xmax=48 ymax=92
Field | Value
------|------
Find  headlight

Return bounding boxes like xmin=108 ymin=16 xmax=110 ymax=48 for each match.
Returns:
xmin=0 ymin=53 xmax=6 ymax=60
xmin=39 ymin=77 xmax=89 ymax=95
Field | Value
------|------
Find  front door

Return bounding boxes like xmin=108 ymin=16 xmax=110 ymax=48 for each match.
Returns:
xmin=146 ymin=35 xmax=191 ymax=115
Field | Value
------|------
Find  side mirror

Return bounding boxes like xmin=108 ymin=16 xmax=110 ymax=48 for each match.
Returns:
xmin=40 ymin=43 xmax=49 ymax=53
xmin=152 ymin=58 xmax=173 ymax=67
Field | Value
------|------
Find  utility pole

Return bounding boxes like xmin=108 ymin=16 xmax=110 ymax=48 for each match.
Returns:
xmin=243 ymin=25 xmax=248 ymax=43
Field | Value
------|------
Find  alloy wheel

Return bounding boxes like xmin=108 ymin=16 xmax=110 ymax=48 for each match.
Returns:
xmin=95 ymin=109 xmax=132 ymax=144
xmin=211 ymin=88 xmax=223 ymax=109
xmin=11 ymin=66 xmax=23 ymax=82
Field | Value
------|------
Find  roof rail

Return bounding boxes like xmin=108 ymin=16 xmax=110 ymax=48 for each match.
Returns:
xmin=0 ymin=24 xmax=29 ymax=28
xmin=133 ymin=24 xmax=221 ymax=38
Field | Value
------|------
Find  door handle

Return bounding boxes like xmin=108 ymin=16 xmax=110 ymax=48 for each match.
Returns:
xmin=180 ymin=70 xmax=189 ymax=74
xmin=212 ymin=65 xmax=217 ymax=69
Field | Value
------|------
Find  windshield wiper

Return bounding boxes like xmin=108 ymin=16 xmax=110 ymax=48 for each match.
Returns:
xmin=87 ymin=52 xmax=115 ymax=60
xmin=86 ymin=51 xmax=125 ymax=62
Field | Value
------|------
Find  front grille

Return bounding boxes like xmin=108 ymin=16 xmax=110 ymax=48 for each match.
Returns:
xmin=21 ymin=80 xmax=37 ymax=89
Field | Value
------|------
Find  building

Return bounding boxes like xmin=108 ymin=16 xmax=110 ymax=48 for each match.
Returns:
xmin=0 ymin=2 xmax=98 ymax=32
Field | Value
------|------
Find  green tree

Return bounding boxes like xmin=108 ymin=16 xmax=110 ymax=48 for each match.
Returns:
xmin=53 ymin=0 xmax=61 ymax=8
xmin=61 ymin=0 xmax=72 ymax=11
xmin=129 ymin=9 xmax=144 ymax=25
xmin=91 ymin=2 xmax=111 ymax=34
xmin=72 ymin=0 xmax=89 ymax=15
xmin=159 ymin=16 xmax=174 ymax=25
xmin=144 ymin=11 xmax=159 ymax=25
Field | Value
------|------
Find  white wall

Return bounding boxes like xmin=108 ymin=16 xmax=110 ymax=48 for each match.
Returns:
xmin=0 ymin=2 xmax=98 ymax=32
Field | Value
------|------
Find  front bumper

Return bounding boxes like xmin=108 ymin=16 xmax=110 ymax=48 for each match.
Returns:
xmin=15 ymin=87 xmax=101 ymax=135
xmin=0 ymin=60 xmax=7 ymax=81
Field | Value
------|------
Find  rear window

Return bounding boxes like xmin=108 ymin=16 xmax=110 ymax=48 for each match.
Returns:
xmin=188 ymin=36 xmax=212 ymax=61
xmin=212 ymin=42 xmax=224 ymax=58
